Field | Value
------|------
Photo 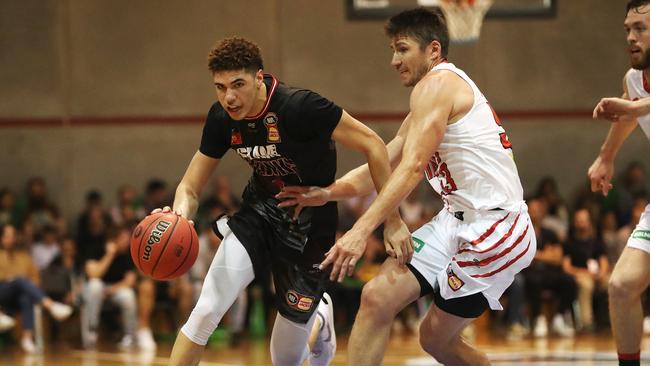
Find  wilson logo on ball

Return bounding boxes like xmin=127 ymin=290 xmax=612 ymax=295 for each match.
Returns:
xmin=142 ymin=220 xmax=172 ymax=261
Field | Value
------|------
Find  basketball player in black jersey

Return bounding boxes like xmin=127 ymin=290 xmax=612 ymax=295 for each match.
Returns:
xmin=163 ymin=37 xmax=404 ymax=366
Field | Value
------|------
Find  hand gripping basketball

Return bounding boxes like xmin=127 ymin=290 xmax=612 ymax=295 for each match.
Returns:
xmin=130 ymin=208 xmax=199 ymax=280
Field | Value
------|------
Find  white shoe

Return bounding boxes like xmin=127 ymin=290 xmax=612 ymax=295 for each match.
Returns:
xmin=137 ymin=328 xmax=157 ymax=351
xmin=48 ymin=302 xmax=73 ymax=321
xmin=551 ymin=313 xmax=574 ymax=337
xmin=533 ymin=315 xmax=548 ymax=338
xmin=21 ymin=336 xmax=37 ymax=353
xmin=643 ymin=316 xmax=650 ymax=334
xmin=118 ymin=334 xmax=135 ymax=351
xmin=0 ymin=312 xmax=15 ymax=332
xmin=309 ymin=293 xmax=336 ymax=366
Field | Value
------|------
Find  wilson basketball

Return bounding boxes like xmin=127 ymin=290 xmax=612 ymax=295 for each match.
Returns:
xmin=130 ymin=212 xmax=198 ymax=281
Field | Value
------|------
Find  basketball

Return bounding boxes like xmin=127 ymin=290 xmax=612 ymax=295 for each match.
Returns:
xmin=130 ymin=212 xmax=199 ymax=281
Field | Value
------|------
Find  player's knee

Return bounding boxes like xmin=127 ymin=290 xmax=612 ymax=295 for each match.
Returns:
xmin=189 ymin=300 xmax=222 ymax=329
xmin=608 ymin=273 xmax=641 ymax=302
xmin=419 ymin=331 xmax=448 ymax=362
xmin=360 ymin=280 xmax=399 ymax=319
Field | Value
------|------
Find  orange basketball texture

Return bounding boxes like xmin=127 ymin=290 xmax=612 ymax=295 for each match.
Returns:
xmin=130 ymin=212 xmax=198 ymax=280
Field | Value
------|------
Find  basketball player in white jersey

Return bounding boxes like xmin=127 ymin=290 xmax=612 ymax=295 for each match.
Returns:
xmin=277 ymin=7 xmax=536 ymax=365
xmin=589 ymin=2 xmax=650 ymax=365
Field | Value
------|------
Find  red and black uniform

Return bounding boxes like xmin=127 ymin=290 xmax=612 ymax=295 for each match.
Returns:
xmin=199 ymin=74 xmax=341 ymax=322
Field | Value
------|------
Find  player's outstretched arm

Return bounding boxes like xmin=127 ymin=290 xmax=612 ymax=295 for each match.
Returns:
xmin=276 ymin=114 xmax=411 ymax=209
xmin=321 ymin=74 xmax=453 ymax=282
xmin=171 ymin=151 xmax=220 ymax=220
xmin=593 ymin=97 xmax=650 ymax=121
xmin=588 ymin=76 xmax=638 ymax=196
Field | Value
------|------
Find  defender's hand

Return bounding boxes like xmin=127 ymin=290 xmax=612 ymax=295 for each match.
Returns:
xmin=151 ymin=206 xmax=194 ymax=226
xmin=276 ymin=186 xmax=331 ymax=220
xmin=588 ymin=156 xmax=614 ymax=196
xmin=384 ymin=216 xmax=413 ymax=266
xmin=593 ymin=97 xmax=638 ymax=122
xmin=320 ymin=229 xmax=368 ymax=283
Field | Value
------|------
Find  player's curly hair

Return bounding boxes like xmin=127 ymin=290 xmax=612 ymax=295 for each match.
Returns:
xmin=207 ymin=37 xmax=264 ymax=74
xmin=385 ymin=7 xmax=449 ymax=58
xmin=627 ymin=0 xmax=650 ymax=14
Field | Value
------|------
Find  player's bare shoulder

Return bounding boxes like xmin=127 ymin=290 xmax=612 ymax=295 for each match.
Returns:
xmin=415 ymin=68 xmax=473 ymax=124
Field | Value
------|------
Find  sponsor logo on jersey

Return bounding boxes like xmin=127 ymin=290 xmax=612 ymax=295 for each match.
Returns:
xmin=142 ymin=220 xmax=172 ymax=261
xmin=412 ymin=236 xmax=425 ymax=253
xmin=286 ymin=290 xmax=315 ymax=312
xmin=231 ymin=129 xmax=242 ymax=145
xmin=632 ymin=229 xmax=650 ymax=242
xmin=264 ymin=113 xmax=281 ymax=143
xmin=446 ymin=264 xmax=464 ymax=291
xmin=236 ymin=144 xmax=280 ymax=160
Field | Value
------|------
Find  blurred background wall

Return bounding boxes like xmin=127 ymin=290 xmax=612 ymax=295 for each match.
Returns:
xmin=0 ymin=0 xmax=645 ymax=217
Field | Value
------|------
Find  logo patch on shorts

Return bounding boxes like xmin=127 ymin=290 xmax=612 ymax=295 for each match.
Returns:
xmin=286 ymin=290 xmax=315 ymax=312
xmin=412 ymin=237 xmax=425 ymax=253
xmin=632 ymin=230 xmax=650 ymax=242
xmin=446 ymin=264 xmax=464 ymax=291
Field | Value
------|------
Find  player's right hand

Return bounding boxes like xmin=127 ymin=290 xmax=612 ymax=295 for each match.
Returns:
xmin=588 ymin=156 xmax=614 ymax=196
xmin=320 ymin=228 xmax=367 ymax=283
xmin=383 ymin=216 xmax=413 ymax=266
xmin=593 ymin=97 xmax=638 ymax=122
xmin=276 ymin=186 xmax=331 ymax=220
xmin=151 ymin=206 xmax=194 ymax=226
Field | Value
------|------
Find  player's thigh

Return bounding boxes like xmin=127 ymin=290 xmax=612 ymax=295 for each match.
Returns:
xmin=610 ymin=246 xmax=650 ymax=296
xmin=361 ymin=257 xmax=421 ymax=314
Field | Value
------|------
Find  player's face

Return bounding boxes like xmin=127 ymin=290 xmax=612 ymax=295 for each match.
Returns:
xmin=390 ymin=36 xmax=433 ymax=87
xmin=625 ymin=6 xmax=650 ymax=70
xmin=213 ymin=69 xmax=265 ymax=120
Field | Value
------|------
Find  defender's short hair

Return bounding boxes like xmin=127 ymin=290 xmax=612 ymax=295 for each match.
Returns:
xmin=208 ymin=37 xmax=264 ymax=74
xmin=627 ymin=0 xmax=650 ymax=14
xmin=385 ymin=7 xmax=450 ymax=58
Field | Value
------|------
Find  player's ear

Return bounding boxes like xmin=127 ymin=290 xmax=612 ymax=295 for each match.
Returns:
xmin=255 ymin=69 xmax=264 ymax=87
xmin=427 ymin=40 xmax=442 ymax=62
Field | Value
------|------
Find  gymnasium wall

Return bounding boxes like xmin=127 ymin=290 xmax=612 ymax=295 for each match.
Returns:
xmin=0 ymin=0 xmax=644 ymax=218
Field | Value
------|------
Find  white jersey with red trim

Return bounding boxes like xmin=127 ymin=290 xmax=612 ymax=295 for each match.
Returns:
xmin=424 ymin=63 xmax=524 ymax=212
xmin=625 ymin=68 xmax=650 ymax=140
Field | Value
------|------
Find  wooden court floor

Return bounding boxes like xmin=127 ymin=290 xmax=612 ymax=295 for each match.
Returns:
xmin=1 ymin=331 xmax=650 ymax=366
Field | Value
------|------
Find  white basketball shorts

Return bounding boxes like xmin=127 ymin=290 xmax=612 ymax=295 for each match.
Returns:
xmin=409 ymin=204 xmax=537 ymax=311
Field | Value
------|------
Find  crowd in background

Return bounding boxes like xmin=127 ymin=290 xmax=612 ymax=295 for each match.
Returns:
xmin=0 ymin=161 xmax=649 ymax=352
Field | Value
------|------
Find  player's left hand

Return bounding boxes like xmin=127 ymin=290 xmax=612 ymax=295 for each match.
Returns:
xmin=593 ymin=97 xmax=638 ymax=122
xmin=320 ymin=228 xmax=368 ymax=283
xmin=383 ymin=216 xmax=413 ymax=266
xmin=276 ymin=186 xmax=330 ymax=220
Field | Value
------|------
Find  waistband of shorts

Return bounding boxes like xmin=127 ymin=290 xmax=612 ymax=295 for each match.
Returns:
xmin=448 ymin=202 xmax=528 ymax=222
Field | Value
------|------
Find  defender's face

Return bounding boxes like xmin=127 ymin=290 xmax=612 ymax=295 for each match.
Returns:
xmin=213 ymin=69 xmax=263 ymax=120
xmin=390 ymin=36 xmax=432 ymax=87
xmin=625 ymin=6 xmax=650 ymax=70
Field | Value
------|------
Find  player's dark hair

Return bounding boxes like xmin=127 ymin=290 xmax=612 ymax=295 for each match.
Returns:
xmin=627 ymin=0 xmax=650 ymax=15
xmin=385 ymin=7 xmax=449 ymax=58
xmin=208 ymin=37 xmax=264 ymax=74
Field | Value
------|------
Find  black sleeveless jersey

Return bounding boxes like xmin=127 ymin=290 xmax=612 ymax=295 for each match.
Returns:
xmin=199 ymin=74 xmax=342 ymax=252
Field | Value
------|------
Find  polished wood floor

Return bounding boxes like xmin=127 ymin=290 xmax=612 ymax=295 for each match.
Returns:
xmin=1 ymin=329 xmax=649 ymax=366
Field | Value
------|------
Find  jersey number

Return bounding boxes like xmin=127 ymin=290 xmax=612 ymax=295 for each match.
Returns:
xmin=424 ymin=152 xmax=458 ymax=195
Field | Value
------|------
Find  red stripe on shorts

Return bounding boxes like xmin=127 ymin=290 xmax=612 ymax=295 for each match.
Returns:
xmin=458 ymin=213 xmax=521 ymax=254
xmin=469 ymin=213 xmax=510 ymax=245
xmin=457 ymin=224 xmax=529 ymax=268
xmin=470 ymin=239 xmax=532 ymax=278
